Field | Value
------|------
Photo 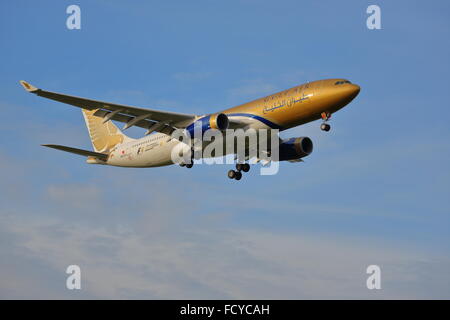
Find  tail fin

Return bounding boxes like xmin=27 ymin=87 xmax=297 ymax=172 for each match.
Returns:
xmin=82 ymin=109 xmax=132 ymax=153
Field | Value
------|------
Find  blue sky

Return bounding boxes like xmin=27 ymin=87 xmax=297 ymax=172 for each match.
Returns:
xmin=1 ymin=0 xmax=450 ymax=299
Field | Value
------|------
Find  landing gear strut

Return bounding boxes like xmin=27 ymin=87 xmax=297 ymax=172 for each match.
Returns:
xmin=180 ymin=148 xmax=195 ymax=168
xmin=228 ymin=163 xmax=250 ymax=180
xmin=320 ymin=112 xmax=331 ymax=132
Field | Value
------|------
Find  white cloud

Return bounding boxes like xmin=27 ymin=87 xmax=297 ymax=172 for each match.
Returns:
xmin=1 ymin=202 xmax=449 ymax=299
xmin=46 ymin=184 xmax=103 ymax=211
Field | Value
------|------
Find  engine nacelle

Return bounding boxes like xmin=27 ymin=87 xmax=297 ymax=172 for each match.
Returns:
xmin=279 ymin=137 xmax=313 ymax=161
xmin=185 ymin=113 xmax=229 ymax=137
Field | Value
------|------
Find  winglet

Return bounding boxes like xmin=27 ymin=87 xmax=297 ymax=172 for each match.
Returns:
xmin=19 ymin=80 xmax=38 ymax=92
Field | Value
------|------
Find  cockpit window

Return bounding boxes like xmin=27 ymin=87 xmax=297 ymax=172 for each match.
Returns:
xmin=335 ymin=80 xmax=352 ymax=85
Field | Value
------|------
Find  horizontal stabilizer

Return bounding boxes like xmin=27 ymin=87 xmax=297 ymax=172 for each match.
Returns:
xmin=42 ymin=144 xmax=108 ymax=161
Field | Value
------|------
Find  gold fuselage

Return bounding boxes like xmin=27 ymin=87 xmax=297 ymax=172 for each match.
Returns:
xmin=221 ymin=78 xmax=360 ymax=130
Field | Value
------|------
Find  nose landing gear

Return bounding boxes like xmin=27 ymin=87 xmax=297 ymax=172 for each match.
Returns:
xmin=320 ymin=123 xmax=331 ymax=132
xmin=228 ymin=163 xmax=250 ymax=181
xmin=320 ymin=112 xmax=331 ymax=132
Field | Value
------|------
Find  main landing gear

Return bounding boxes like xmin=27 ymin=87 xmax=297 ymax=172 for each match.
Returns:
xmin=179 ymin=161 xmax=194 ymax=168
xmin=228 ymin=163 xmax=250 ymax=181
xmin=320 ymin=112 xmax=331 ymax=132
xmin=179 ymin=148 xmax=195 ymax=168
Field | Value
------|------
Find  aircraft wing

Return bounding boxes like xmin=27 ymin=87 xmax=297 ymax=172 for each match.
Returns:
xmin=20 ymin=81 xmax=196 ymax=133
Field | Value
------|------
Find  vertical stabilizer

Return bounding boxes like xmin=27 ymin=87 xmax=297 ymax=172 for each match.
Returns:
xmin=81 ymin=109 xmax=132 ymax=152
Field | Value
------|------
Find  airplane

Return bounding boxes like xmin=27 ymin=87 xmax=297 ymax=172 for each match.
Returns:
xmin=19 ymin=78 xmax=360 ymax=180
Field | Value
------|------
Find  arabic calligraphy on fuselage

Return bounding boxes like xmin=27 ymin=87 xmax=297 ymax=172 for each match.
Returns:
xmin=262 ymin=93 xmax=312 ymax=114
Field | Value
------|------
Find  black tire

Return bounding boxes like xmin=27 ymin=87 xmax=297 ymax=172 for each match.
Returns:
xmin=179 ymin=163 xmax=186 ymax=167
xmin=236 ymin=163 xmax=244 ymax=171
xmin=186 ymin=163 xmax=193 ymax=168
xmin=235 ymin=171 xmax=242 ymax=180
xmin=321 ymin=123 xmax=331 ymax=132
xmin=228 ymin=170 xmax=236 ymax=179
xmin=242 ymin=163 xmax=250 ymax=172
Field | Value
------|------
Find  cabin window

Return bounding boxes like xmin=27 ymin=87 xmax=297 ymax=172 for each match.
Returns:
xmin=335 ymin=80 xmax=352 ymax=85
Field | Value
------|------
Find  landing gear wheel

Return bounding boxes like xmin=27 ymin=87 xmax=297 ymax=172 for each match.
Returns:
xmin=228 ymin=170 xmax=236 ymax=179
xmin=234 ymin=171 xmax=242 ymax=180
xmin=179 ymin=163 xmax=186 ymax=167
xmin=186 ymin=163 xmax=193 ymax=168
xmin=236 ymin=163 xmax=250 ymax=172
xmin=320 ymin=123 xmax=331 ymax=132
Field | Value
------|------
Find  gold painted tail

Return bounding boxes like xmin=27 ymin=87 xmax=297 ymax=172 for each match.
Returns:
xmin=81 ymin=109 xmax=130 ymax=153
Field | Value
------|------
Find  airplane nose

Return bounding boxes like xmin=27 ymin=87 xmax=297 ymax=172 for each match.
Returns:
xmin=345 ymin=84 xmax=360 ymax=100
xmin=350 ymin=84 xmax=360 ymax=96
xmin=330 ymin=83 xmax=361 ymax=105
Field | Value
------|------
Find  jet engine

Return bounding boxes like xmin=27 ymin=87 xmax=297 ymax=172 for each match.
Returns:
xmin=185 ymin=113 xmax=229 ymax=137
xmin=279 ymin=137 xmax=313 ymax=161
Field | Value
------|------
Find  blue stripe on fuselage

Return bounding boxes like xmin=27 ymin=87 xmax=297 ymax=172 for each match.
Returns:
xmin=227 ymin=113 xmax=282 ymax=129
